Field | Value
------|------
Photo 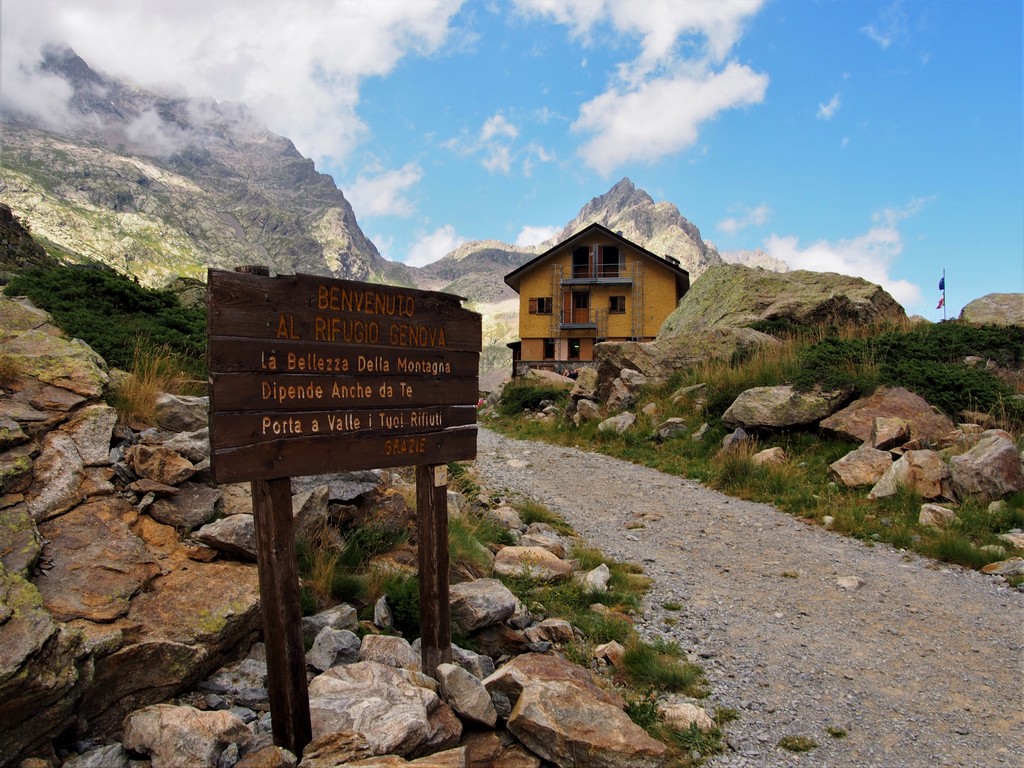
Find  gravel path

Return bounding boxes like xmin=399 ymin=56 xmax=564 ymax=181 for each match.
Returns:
xmin=472 ymin=428 xmax=1024 ymax=768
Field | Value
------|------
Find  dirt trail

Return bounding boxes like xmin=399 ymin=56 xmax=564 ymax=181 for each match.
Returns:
xmin=473 ymin=428 xmax=1024 ymax=768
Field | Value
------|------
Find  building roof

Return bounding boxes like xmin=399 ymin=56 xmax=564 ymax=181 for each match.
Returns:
xmin=503 ymin=222 xmax=690 ymax=294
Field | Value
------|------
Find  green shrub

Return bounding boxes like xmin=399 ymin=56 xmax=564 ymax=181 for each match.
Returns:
xmin=498 ymin=379 xmax=570 ymax=416
xmin=382 ymin=573 xmax=421 ymax=639
xmin=3 ymin=266 xmax=206 ymax=377
xmin=338 ymin=527 xmax=408 ymax=570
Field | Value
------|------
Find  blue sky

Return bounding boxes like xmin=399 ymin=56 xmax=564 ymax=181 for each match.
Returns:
xmin=3 ymin=0 xmax=1021 ymax=318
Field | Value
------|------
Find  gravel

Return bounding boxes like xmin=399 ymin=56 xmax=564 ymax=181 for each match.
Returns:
xmin=473 ymin=427 xmax=1024 ymax=768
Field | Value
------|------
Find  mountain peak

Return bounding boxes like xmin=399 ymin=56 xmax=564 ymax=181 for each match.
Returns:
xmin=547 ymin=179 xmax=722 ymax=280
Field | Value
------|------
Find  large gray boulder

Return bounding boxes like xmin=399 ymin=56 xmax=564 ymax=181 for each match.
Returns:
xmin=659 ymin=263 xmax=906 ymax=336
xmin=307 ymin=661 xmax=462 ymax=758
xmin=950 ymin=430 xmax=1024 ymax=501
xmin=593 ymin=328 xmax=778 ymax=399
xmin=959 ymin=293 xmax=1024 ymax=326
xmin=722 ymin=385 xmax=852 ymax=430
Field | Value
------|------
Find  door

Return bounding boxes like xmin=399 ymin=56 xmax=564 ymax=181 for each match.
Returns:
xmin=572 ymin=291 xmax=590 ymax=324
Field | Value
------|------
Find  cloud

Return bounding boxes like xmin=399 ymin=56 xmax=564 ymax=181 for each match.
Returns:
xmin=515 ymin=0 xmax=764 ymax=67
xmin=717 ymin=204 xmax=771 ymax=236
xmin=481 ymin=114 xmax=519 ymax=142
xmin=817 ymin=93 xmax=841 ymax=120
xmin=405 ymin=225 xmax=467 ymax=267
xmin=762 ymin=198 xmax=936 ymax=308
xmin=861 ymin=1 xmax=908 ymax=49
xmin=515 ymin=225 xmax=558 ymax=246
xmin=517 ymin=0 xmax=768 ymax=175
xmin=573 ymin=63 xmax=769 ymax=175
xmin=447 ymin=113 xmax=555 ymax=176
xmin=1 ymin=0 xmax=464 ymax=166
xmin=346 ymin=163 xmax=423 ymax=218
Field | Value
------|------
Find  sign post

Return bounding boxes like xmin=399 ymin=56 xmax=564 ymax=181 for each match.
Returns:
xmin=207 ymin=268 xmax=480 ymax=756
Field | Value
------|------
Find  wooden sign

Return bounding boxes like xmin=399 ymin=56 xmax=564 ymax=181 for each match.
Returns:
xmin=207 ymin=269 xmax=481 ymax=483
xmin=208 ymin=268 xmax=479 ymax=757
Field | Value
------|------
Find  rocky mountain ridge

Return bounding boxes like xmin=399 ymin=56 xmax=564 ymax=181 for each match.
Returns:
xmin=1 ymin=47 xmax=409 ymax=288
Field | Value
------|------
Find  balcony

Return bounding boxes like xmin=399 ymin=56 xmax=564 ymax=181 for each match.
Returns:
xmin=561 ymin=264 xmax=634 ymax=286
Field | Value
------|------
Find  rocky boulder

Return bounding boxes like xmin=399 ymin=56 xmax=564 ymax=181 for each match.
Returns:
xmin=658 ymin=263 xmax=907 ymax=337
xmin=722 ymin=385 xmax=853 ymax=430
xmin=593 ymin=328 xmax=778 ymax=400
xmin=307 ymin=661 xmax=462 ymax=758
xmin=828 ymin=446 xmax=893 ymax=488
xmin=820 ymin=386 xmax=957 ymax=446
xmin=949 ymin=430 xmax=1024 ymax=502
xmin=959 ymin=293 xmax=1024 ymax=326
xmin=868 ymin=450 xmax=954 ymax=501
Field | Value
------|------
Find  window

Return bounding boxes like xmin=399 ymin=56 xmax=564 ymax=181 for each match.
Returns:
xmin=543 ymin=338 xmax=556 ymax=359
xmin=568 ymin=339 xmax=581 ymax=360
xmin=600 ymin=246 xmax=621 ymax=277
xmin=609 ymin=295 xmax=626 ymax=314
xmin=572 ymin=247 xmax=591 ymax=278
xmin=529 ymin=297 xmax=552 ymax=315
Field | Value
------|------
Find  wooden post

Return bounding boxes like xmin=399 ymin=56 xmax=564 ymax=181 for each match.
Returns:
xmin=417 ymin=464 xmax=452 ymax=677
xmin=232 ymin=266 xmax=310 ymax=757
xmin=251 ymin=477 xmax=312 ymax=757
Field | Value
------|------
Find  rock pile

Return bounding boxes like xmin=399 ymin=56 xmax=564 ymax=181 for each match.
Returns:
xmin=1 ymin=295 xmax=685 ymax=768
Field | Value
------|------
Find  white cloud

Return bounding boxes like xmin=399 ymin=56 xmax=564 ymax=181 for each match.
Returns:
xmin=762 ymin=198 xmax=936 ymax=308
xmin=515 ymin=0 xmax=764 ymax=67
xmin=483 ymin=144 xmax=513 ymax=174
xmin=346 ymin=163 xmax=423 ymax=218
xmin=481 ymin=114 xmax=519 ymax=142
xmin=861 ymin=1 xmax=908 ymax=49
xmin=517 ymin=0 xmax=768 ymax=175
xmin=1 ymin=0 xmax=464 ymax=165
xmin=817 ymin=93 xmax=841 ymax=120
xmin=717 ymin=204 xmax=771 ymax=236
xmin=515 ymin=225 xmax=559 ymax=246
xmin=573 ymin=63 xmax=768 ymax=175
xmin=405 ymin=225 xmax=467 ymax=267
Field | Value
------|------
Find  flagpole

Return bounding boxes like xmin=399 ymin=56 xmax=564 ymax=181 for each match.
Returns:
xmin=942 ymin=269 xmax=946 ymax=321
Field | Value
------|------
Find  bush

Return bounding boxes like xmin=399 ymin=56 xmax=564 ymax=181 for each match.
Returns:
xmin=3 ymin=266 xmax=206 ymax=377
xmin=792 ymin=322 xmax=1024 ymax=425
xmin=498 ymin=379 xmax=570 ymax=416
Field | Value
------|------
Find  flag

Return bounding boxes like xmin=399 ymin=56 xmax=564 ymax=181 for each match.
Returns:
xmin=938 ymin=276 xmax=945 ymax=290
xmin=936 ymin=296 xmax=945 ymax=309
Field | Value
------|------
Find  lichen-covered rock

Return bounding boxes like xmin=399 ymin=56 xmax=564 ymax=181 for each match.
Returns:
xmin=722 ymin=385 xmax=852 ymax=430
xmin=658 ymin=263 xmax=906 ymax=337
xmin=958 ymin=293 xmax=1024 ymax=326
xmin=0 ymin=563 xmax=92 ymax=762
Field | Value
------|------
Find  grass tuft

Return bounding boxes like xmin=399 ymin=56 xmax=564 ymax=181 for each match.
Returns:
xmin=778 ymin=735 xmax=818 ymax=753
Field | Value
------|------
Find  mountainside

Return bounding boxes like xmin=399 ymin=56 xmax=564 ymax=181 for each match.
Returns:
xmin=0 ymin=47 xmax=410 ymax=288
xmin=545 ymin=178 xmax=724 ymax=280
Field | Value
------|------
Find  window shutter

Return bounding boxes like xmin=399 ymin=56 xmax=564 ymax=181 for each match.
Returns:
xmin=529 ymin=298 xmax=538 ymax=314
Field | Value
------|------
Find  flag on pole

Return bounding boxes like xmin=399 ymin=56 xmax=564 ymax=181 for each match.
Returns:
xmin=936 ymin=295 xmax=945 ymax=309
xmin=938 ymin=276 xmax=945 ymax=291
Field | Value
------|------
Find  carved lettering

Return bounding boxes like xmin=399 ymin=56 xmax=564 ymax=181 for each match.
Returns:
xmin=261 ymin=380 xmax=324 ymax=404
xmin=316 ymin=285 xmax=415 ymax=318
xmin=384 ymin=437 xmax=426 ymax=456
xmin=276 ymin=313 xmax=301 ymax=339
